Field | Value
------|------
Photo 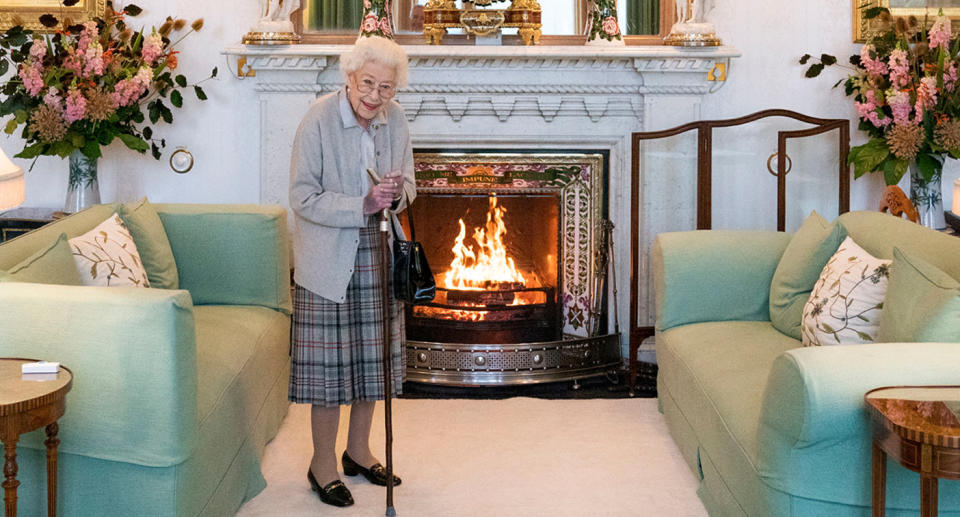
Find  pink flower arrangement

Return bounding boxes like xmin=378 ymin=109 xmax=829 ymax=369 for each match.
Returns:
xmin=0 ymin=1 xmax=216 ymax=162
xmin=802 ymin=8 xmax=960 ymax=185
xmin=64 ymin=89 xmax=87 ymax=123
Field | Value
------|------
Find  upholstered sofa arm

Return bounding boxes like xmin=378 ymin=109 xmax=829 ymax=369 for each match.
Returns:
xmin=0 ymin=283 xmax=199 ymax=467
xmin=652 ymin=230 xmax=792 ymax=332
xmin=756 ymin=343 xmax=960 ymax=504
xmin=155 ymin=204 xmax=292 ymax=315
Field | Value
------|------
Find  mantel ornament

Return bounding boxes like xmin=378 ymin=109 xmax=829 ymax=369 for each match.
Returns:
xmin=665 ymin=0 xmax=722 ymax=47
xmin=585 ymin=0 xmax=624 ymax=46
xmin=423 ymin=0 xmax=542 ymax=45
xmin=243 ymin=0 xmax=301 ymax=45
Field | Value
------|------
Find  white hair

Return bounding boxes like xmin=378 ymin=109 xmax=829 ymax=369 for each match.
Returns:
xmin=340 ymin=37 xmax=409 ymax=88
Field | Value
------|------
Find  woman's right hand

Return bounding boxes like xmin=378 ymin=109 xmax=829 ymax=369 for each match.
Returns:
xmin=363 ymin=179 xmax=400 ymax=215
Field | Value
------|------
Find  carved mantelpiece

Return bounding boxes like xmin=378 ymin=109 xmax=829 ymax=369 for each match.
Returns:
xmin=221 ymin=43 xmax=740 ymax=358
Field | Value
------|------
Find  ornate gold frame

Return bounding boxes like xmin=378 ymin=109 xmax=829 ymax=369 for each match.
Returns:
xmin=854 ymin=0 xmax=960 ymax=43
xmin=0 ymin=0 xmax=107 ymax=32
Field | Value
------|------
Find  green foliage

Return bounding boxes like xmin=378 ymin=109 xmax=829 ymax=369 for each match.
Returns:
xmin=849 ymin=138 xmax=889 ymax=179
xmin=0 ymin=1 xmax=212 ymax=162
xmin=915 ymin=152 xmax=942 ymax=183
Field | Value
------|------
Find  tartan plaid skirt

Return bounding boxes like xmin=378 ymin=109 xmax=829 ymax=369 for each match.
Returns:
xmin=288 ymin=217 xmax=405 ymax=407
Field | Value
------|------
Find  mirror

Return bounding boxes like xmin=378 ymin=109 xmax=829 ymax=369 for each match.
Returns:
xmin=300 ymin=0 xmax=662 ymax=38
xmin=854 ymin=0 xmax=960 ymax=42
xmin=0 ymin=0 xmax=106 ymax=31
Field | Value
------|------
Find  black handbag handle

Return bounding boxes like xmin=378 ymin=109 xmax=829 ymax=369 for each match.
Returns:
xmin=405 ymin=205 xmax=416 ymax=242
xmin=388 ymin=203 xmax=416 ymax=242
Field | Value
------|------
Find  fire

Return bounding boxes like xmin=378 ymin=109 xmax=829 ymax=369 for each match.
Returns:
xmin=442 ymin=195 xmax=528 ymax=290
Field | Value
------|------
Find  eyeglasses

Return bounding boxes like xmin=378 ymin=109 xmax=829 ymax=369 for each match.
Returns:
xmin=355 ymin=78 xmax=397 ymax=98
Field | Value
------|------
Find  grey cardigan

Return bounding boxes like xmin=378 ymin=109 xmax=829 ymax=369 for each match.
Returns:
xmin=289 ymin=88 xmax=415 ymax=303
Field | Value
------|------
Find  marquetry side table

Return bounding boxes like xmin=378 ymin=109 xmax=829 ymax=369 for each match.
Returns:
xmin=866 ymin=386 xmax=960 ymax=517
xmin=0 ymin=358 xmax=73 ymax=517
xmin=0 ymin=208 xmax=58 ymax=243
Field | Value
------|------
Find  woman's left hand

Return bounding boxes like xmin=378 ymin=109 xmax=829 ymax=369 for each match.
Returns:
xmin=363 ymin=179 xmax=400 ymax=214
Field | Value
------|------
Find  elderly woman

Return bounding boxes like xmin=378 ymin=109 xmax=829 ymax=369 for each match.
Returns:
xmin=288 ymin=36 xmax=413 ymax=508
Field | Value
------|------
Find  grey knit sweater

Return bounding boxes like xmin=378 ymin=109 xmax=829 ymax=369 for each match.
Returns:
xmin=289 ymin=88 xmax=415 ymax=303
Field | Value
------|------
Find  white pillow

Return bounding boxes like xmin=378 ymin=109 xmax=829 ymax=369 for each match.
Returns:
xmin=70 ymin=213 xmax=150 ymax=287
xmin=801 ymin=236 xmax=891 ymax=346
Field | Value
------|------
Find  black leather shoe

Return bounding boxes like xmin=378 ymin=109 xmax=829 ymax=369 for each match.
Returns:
xmin=307 ymin=468 xmax=354 ymax=507
xmin=342 ymin=451 xmax=402 ymax=487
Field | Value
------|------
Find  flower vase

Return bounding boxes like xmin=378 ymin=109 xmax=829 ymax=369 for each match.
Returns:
xmin=360 ymin=0 xmax=394 ymax=39
xmin=65 ymin=150 xmax=100 ymax=213
xmin=909 ymin=162 xmax=946 ymax=230
xmin=586 ymin=0 xmax=624 ymax=46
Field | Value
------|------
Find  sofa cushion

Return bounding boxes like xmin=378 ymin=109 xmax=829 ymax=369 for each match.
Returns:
xmin=156 ymin=205 xmax=292 ymax=314
xmin=878 ymin=247 xmax=960 ymax=343
xmin=193 ymin=305 xmax=290 ymax=425
xmin=0 ymin=233 xmax=83 ymax=285
xmin=118 ymin=197 xmax=179 ymax=289
xmin=69 ymin=213 xmax=150 ymax=287
xmin=769 ymin=211 xmax=846 ymax=340
xmin=657 ymin=320 xmax=799 ymax=516
xmin=838 ymin=210 xmax=960 ymax=278
xmin=188 ymin=304 xmax=290 ymax=513
xmin=801 ymin=236 xmax=890 ymax=346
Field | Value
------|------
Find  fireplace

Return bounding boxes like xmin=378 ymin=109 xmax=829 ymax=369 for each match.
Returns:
xmin=407 ymin=193 xmax=560 ymax=344
xmin=403 ymin=151 xmax=621 ymax=386
xmin=225 ymin=44 xmax=740 ymax=387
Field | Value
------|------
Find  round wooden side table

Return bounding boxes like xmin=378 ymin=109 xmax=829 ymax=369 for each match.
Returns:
xmin=866 ymin=386 xmax=960 ymax=517
xmin=0 ymin=358 xmax=73 ymax=517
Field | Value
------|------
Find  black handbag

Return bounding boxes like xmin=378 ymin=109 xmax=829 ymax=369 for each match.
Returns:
xmin=391 ymin=208 xmax=436 ymax=304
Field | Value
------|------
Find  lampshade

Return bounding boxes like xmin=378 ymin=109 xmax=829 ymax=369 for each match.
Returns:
xmin=0 ymin=147 xmax=24 ymax=210
xmin=954 ymin=178 xmax=960 ymax=215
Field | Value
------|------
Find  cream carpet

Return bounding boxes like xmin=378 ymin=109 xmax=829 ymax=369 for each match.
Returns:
xmin=236 ymin=398 xmax=707 ymax=517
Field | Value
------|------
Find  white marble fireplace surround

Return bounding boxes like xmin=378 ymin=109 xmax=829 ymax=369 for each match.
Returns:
xmin=222 ymin=44 xmax=740 ymax=359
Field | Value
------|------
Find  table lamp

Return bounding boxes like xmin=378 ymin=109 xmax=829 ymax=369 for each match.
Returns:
xmin=954 ymin=178 xmax=960 ymax=215
xmin=0 ymin=146 xmax=24 ymax=210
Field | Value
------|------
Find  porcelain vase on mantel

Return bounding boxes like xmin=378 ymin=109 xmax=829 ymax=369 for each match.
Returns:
xmin=909 ymin=161 xmax=947 ymax=230
xmin=360 ymin=0 xmax=394 ymax=39
xmin=585 ymin=0 xmax=624 ymax=46
xmin=65 ymin=150 xmax=100 ymax=213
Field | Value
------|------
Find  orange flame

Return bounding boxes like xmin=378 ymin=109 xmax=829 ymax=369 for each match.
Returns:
xmin=442 ymin=195 xmax=526 ymax=290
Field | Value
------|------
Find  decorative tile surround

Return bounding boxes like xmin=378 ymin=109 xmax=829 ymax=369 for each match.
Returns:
xmin=222 ymin=43 xmax=739 ymax=350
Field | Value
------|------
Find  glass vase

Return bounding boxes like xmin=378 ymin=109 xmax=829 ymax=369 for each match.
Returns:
xmin=586 ymin=0 xmax=623 ymax=44
xmin=909 ymin=162 xmax=946 ymax=230
xmin=65 ymin=150 xmax=100 ymax=213
xmin=360 ymin=0 xmax=394 ymax=39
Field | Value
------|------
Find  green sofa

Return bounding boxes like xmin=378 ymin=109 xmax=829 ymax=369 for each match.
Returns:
xmin=653 ymin=210 xmax=960 ymax=516
xmin=0 ymin=203 xmax=292 ymax=516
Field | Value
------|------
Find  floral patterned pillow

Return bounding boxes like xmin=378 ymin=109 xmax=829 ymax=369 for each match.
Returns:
xmin=801 ymin=236 xmax=891 ymax=346
xmin=69 ymin=213 xmax=150 ymax=287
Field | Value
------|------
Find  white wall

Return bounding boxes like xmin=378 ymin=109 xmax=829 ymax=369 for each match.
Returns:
xmin=6 ymin=0 xmax=955 ymax=214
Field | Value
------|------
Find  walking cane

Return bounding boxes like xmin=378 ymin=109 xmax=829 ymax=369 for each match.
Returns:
xmin=378 ymin=207 xmax=397 ymax=517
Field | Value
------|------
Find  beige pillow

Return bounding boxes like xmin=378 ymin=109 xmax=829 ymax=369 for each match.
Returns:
xmin=801 ymin=236 xmax=891 ymax=346
xmin=69 ymin=213 xmax=150 ymax=287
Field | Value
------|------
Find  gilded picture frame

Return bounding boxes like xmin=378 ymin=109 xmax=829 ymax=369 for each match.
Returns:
xmin=854 ymin=0 xmax=960 ymax=42
xmin=0 ymin=0 xmax=107 ymax=32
